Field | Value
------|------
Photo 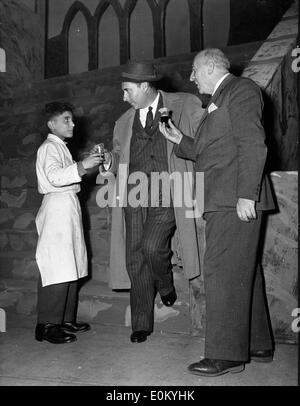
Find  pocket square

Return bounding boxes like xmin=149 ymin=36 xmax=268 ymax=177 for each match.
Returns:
xmin=208 ymin=102 xmax=218 ymax=114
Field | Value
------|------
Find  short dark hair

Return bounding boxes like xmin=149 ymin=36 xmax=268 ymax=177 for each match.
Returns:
xmin=45 ymin=101 xmax=74 ymax=121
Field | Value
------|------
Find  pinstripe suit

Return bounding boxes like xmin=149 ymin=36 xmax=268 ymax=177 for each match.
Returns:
xmin=124 ymin=99 xmax=176 ymax=332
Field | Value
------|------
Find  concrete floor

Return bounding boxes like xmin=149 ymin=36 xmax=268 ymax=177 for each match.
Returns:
xmin=0 ymin=312 xmax=298 ymax=387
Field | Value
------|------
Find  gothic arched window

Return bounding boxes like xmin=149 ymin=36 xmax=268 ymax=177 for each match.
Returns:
xmin=98 ymin=5 xmax=119 ymax=69
xmin=69 ymin=11 xmax=89 ymax=74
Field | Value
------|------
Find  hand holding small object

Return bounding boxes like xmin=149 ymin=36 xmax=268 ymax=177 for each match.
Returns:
xmin=159 ymin=107 xmax=171 ymax=128
xmin=159 ymin=120 xmax=183 ymax=144
xmin=82 ymin=153 xmax=102 ymax=169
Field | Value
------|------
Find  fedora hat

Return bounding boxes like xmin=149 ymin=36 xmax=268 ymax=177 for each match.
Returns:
xmin=121 ymin=61 xmax=161 ymax=82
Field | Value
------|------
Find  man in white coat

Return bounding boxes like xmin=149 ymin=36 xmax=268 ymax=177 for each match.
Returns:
xmin=35 ymin=102 xmax=102 ymax=344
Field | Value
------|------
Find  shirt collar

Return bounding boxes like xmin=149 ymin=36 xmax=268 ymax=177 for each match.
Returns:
xmin=47 ymin=133 xmax=67 ymax=145
xmin=140 ymin=92 xmax=160 ymax=117
xmin=212 ymin=73 xmax=230 ymax=96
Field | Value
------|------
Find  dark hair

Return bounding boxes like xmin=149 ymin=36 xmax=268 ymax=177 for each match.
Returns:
xmin=45 ymin=102 xmax=74 ymax=121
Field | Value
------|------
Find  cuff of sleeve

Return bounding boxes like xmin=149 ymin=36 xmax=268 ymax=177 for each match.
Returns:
xmin=175 ymin=135 xmax=191 ymax=158
xmin=77 ymin=161 xmax=87 ymax=177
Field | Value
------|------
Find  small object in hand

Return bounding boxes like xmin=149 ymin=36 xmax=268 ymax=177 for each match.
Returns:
xmin=96 ymin=143 xmax=105 ymax=159
xmin=95 ymin=143 xmax=107 ymax=169
xmin=159 ymin=107 xmax=170 ymax=127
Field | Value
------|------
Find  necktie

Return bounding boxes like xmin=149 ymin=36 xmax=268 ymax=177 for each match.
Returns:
xmin=145 ymin=106 xmax=153 ymax=131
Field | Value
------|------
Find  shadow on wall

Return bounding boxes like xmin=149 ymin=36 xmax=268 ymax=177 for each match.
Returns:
xmin=263 ymin=91 xmax=282 ymax=173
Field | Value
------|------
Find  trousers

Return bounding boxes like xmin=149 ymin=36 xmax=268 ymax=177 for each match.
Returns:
xmin=203 ymin=211 xmax=274 ymax=361
xmin=124 ymin=205 xmax=176 ymax=331
xmin=37 ymin=276 xmax=78 ymax=324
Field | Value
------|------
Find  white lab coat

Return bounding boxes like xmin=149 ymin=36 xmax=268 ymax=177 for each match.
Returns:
xmin=35 ymin=134 xmax=88 ymax=287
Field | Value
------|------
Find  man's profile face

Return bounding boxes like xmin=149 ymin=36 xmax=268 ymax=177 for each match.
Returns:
xmin=190 ymin=57 xmax=211 ymax=94
xmin=48 ymin=111 xmax=75 ymax=140
xmin=122 ymin=82 xmax=148 ymax=109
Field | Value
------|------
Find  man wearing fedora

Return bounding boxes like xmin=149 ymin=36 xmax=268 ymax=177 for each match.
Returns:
xmin=96 ymin=61 xmax=204 ymax=343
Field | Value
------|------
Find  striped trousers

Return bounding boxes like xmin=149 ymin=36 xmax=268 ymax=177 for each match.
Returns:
xmin=124 ymin=206 xmax=176 ymax=332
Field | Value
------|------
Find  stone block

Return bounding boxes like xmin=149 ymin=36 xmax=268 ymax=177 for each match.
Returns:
xmin=0 ymin=290 xmax=22 ymax=310
xmin=11 ymin=258 xmax=39 ymax=281
xmin=89 ymin=260 xmax=109 ymax=284
xmin=0 ymin=187 xmax=42 ymax=209
xmin=16 ymin=291 xmax=37 ymax=315
xmin=0 ymin=254 xmax=39 ymax=281
xmin=12 ymin=212 xmax=36 ymax=230
xmin=0 ymin=257 xmax=16 ymax=278
xmin=78 ymin=299 xmax=112 ymax=321
xmin=0 ymin=208 xmax=38 ymax=231
xmin=268 ymin=16 xmax=298 ymax=39
xmin=89 ymin=230 xmax=111 ymax=261
xmin=72 ymin=86 xmax=93 ymax=98
xmin=8 ymin=232 xmax=37 ymax=252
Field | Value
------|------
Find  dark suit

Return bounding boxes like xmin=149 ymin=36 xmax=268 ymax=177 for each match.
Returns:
xmin=124 ymin=96 xmax=176 ymax=332
xmin=177 ymin=74 xmax=275 ymax=361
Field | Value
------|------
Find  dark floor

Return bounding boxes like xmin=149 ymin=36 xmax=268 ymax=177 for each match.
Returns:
xmin=0 ymin=312 xmax=298 ymax=387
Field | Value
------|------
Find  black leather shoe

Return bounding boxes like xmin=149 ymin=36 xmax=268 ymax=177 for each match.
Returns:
xmin=61 ymin=321 xmax=91 ymax=333
xmin=130 ymin=331 xmax=151 ymax=343
xmin=35 ymin=324 xmax=77 ymax=344
xmin=161 ymin=288 xmax=177 ymax=307
xmin=187 ymin=358 xmax=245 ymax=377
xmin=250 ymin=349 xmax=273 ymax=363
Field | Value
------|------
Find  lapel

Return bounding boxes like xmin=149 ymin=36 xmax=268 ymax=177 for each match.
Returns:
xmin=160 ymin=91 xmax=183 ymax=158
xmin=121 ymin=110 xmax=135 ymax=163
xmin=153 ymin=94 xmax=164 ymax=127
xmin=197 ymin=73 xmax=235 ymax=129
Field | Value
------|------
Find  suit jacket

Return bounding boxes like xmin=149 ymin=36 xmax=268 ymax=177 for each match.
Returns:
xmin=96 ymin=90 xmax=205 ymax=289
xmin=176 ymin=74 xmax=275 ymax=213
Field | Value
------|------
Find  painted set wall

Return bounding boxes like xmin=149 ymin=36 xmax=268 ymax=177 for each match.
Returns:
xmin=47 ymin=0 xmax=230 ymax=74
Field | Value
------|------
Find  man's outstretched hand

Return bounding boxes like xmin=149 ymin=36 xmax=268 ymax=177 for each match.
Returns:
xmin=159 ymin=120 xmax=183 ymax=144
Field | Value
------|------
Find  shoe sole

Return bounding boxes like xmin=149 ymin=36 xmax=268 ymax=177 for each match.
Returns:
xmin=61 ymin=327 xmax=91 ymax=333
xmin=130 ymin=332 xmax=151 ymax=343
xmin=130 ymin=338 xmax=148 ymax=343
xmin=35 ymin=336 xmax=77 ymax=344
xmin=187 ymin=364 xmax=245 ymax=377
xmin=251 ymin=357 xmax=273 ymax=363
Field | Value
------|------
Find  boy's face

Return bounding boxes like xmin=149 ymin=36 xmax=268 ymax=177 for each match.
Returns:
xmin=48 ymin=111 xmax=75 ymax=140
